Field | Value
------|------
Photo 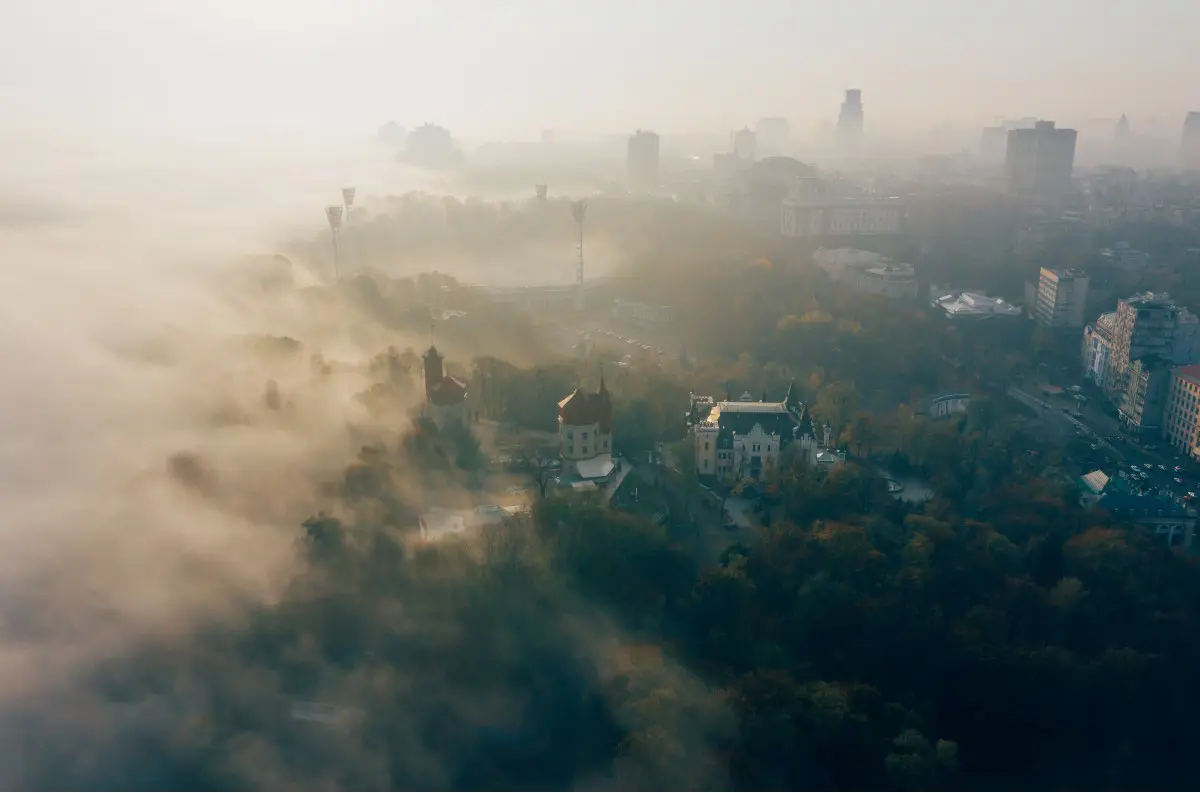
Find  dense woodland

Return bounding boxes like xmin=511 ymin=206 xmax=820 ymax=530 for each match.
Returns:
xmin=25 ymin=199 xmax=1200 ymax=789
xmin=31 ymin=417 xmax=1200 ymax=789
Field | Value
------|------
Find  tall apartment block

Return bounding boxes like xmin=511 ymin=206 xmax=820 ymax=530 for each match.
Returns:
xmin=837 ymin=90 xmax=863 ymax=150
xmin=1004 ymin=120 xmax=1077 ymax=200
xmin=1033 ymin=267 xmax=1090 ymax=328
xmin=626 ymin=129 xmax=660 ymax=192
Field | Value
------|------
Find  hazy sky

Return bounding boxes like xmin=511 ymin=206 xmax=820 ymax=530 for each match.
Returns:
xmin=1 ymin=0 xmax=1196 ymax=140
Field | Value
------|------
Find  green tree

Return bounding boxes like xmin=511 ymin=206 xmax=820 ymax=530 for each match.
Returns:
xmin=816 ymin=381 xmax=859 ymax=434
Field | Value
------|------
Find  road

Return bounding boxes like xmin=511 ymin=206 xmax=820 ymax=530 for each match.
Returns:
xmin=1007 ymin=386 xmax=1122 ymax=457
xmin=1008 ymin=384 xmax=1198 ymax=504
xmin=645 ymin=452 xmax=757 ymax=566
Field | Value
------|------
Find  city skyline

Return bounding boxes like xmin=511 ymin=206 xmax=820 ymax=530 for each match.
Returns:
xmin=1 ymin=0 xmax=1196 ymax=141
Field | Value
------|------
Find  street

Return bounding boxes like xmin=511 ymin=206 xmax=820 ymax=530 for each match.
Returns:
xmin=1008 ymin=384 xmax=1199 ymax=505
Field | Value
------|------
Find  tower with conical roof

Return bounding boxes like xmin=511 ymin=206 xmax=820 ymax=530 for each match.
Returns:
xmin=557 ymin=374 xmax=614 ymax=479
xmin=422 ymin=344 xmax=467 ymax=422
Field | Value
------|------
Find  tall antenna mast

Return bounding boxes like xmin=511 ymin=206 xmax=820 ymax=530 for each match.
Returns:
xmin=325 ymin=205 xmax=344 ymax=284
xmin=570 ymin=200 xmax=586 ymax=312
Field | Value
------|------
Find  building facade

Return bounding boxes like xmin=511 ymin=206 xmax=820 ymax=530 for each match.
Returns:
xmin=557 ymin=378 xmax=614 ymax=481
xmin=626 ymin=130 xmax=660 ymax=192
xmin=1106 ymin=293 xmax=1190 ymax=399
xmin=1033 ymin=267 xmax=1090 ymax=328
xmin=1164 ymin=365 xmax=1200 ymax=459
xmin=718 ymin=156 xmax=818 ymax=231
xmin=1119 ymin=356 xmax=1172 ymax=435
xmin=837 ymin=89 xmax=864 ymax=150
xmin=1005 ymin=120 xmax=1077 ymax=200
xmin=690 ymin=384 xmax=804 ymax=483
xmin=1182 ymin=111 xmax=1200 ymax=171
xmin=1081 ymin=312 xmax=1116 ymax=386
xmin=734 ymin=127 xmax=757 ymax=161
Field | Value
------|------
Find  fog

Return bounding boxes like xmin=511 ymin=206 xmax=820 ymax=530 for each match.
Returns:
xmin=0 ymin=123 xmax=736 ymax=788
xmin=0 ymin=133 xmax=430 ymax=768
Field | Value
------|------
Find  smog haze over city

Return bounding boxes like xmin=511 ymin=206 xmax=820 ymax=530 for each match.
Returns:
xmin=3 ymin=1 xmax=1200 ymax=789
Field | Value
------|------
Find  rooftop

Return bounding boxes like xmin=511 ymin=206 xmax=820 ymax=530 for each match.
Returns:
xmin=712 ymin=401 xmax=790 ymax=415
xmin=1080 ymin=470 xmax=1110 ymax=495
xmin=1175 ymin=364 xmax=1200 ymax=387
xmin=1042 ymin=267 xmax=1088 ymax=279
xmin=935 ymin=291 xmax=1023 ymax=318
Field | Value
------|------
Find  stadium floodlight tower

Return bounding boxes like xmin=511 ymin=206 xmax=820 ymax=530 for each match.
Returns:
xmin=570 ymin=200 xmax=586 ymax=311
xmin=325 ymin=204 xmax=344 ymax=284
xmin=341 ymin=187 xmax=357 ymax=274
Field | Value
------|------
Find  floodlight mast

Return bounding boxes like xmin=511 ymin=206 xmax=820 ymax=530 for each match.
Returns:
xmin=325 ymin=205 xmax=343 ymax=283
xmin=570 ymin=200 xmax=586 ymax=311
xmin=341 ymin=187 xmax=356 ymax=275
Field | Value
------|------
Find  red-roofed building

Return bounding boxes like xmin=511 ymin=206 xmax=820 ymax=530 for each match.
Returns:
xmin=1164 ymin=364 xmax=1200 ymax=458
xmin=423 ymin=345 xmax=467 ymax=421
xmin=558 ymin=377 xmax=614 ymax=479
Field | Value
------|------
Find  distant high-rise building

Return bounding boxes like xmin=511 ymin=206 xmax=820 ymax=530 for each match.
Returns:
xmin=1114 ymin=113 xmax=1131 ymax=142
xmin=980 ymin=126 xmax=1007 ymax=162
xmin=626 ymin=130 xmax=660 ymax=192
xmin=1004 ymin=120 xmax=1077 ymax=200
xmin=837 ymin=90 xmax=864 ymax=149
xmin=755 ymin=117 xmax=790 ymax=154
xmin=734 ymin=127 xmax=757 ymax=161
xmin=1182 ymin=112 xmax=1200 ymax=170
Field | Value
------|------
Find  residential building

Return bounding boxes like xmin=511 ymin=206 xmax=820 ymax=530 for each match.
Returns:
xmin=734 ymin=127 xmax=757 ymax=162
xmin=1081 ymin=311 xmax=1117 ymax=386
xmin=1118 ymin=356 xmax=1172 ymax=435
xmin=1005 ymin=120 xmax=1077 ymax=200
xmin=933 ymin=291 xmax=1023 ymax=320
xmin=980 ymin=118 xmax=1038 ymax=164
xmin=1164 ymin=365 xmax=1200 ymax=459
xmin=1033 ymin=267 xmax=1090 ymax=328
xmin=837 ymin=89 xmax=864 ymax=150
xmin=422 ymin=345 xmax=468 ymax=422
xmin=1182 ymin=112 xmax=1200 ymax=171
xmin=813 ymin=248 xmax=917 ymax=299
xmin=1105 ymin=292 xmax=1200 ymax=399
xmin=690 ymin=384 xmax=804 ymax=482
xmin=557 ymin=378 xmax=615 ymax=482
xmin=718 ymin=156 xmax=818 ymax=231
xmin=626 ymin=129 xmax=660 ymax=192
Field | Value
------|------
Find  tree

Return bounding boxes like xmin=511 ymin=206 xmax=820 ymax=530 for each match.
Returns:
xmin=816 ymin=381 xmax=859 ymax=434
xmin=514 ymin=439 xmax=557 ymax=500
xmin=843 ymin=410 xmax=878 ymax=458
xmin=669 ymin=439 xmax=700 ymax=524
